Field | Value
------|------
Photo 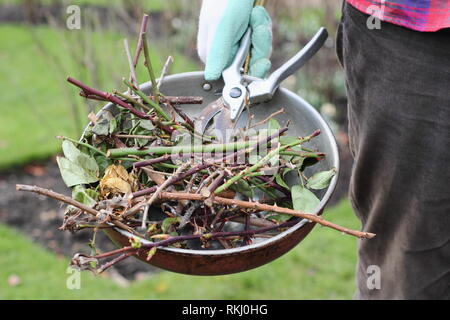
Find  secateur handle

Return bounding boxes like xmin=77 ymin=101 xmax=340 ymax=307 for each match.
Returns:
xmin=248 ymin=27 xmax=328 ymax=104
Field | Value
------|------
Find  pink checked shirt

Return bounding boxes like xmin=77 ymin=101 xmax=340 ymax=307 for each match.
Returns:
xmin=347 ymin=0 xmax=450 ymax=32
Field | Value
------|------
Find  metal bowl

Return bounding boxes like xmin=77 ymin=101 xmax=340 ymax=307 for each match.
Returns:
xmin=85 ymin=71 xmax=339 ymax=275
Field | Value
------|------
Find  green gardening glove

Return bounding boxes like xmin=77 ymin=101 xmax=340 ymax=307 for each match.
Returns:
xmin=197 ymin=0 xmax=272 ymax=81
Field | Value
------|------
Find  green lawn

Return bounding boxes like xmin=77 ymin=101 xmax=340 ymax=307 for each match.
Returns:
xmin=0 ymin=200 xmax=359 ymax=300
xmin=0 ymin=24 xmax=198 ymax=169
xmin=2 ymin=0 xmax=177 ymax=12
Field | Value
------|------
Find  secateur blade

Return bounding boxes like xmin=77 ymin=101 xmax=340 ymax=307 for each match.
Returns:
xmin=195 ymin=97 xmax=226 ymax=135
xmin=196 ymin=29 xmax=252 ymax=142
xmin=214 ymin=104 xmax=249 ymax=142
xmin=196 ymin=97 xmax=248 ymax=143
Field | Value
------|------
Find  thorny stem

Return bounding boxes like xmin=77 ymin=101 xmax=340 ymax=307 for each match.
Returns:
xmin=93 ymin=245 xmax=135 ymax=260
xmin=108 ymin=141 xmax=253 ymax=158
xmin=114 ymin=134 xmax=155 ymax=140
xmin=67 ymin=77 xmax=147 ymax=119
xmin=249 ymin=108 xmax=286 ymax=129
xmin=132 ymin=162 xmax=213 ymax=198
xmin=131 ymin=127 xmax=289 ymax=200
xmin=207 ymin=171 xmax=227 ymax=194
xmin=97 ymin=251 xmax=137 ymax=274
xmin=133 ymin=154 xmax=172 ymax=168
xmin=132 ymin=14 xmax=149 ymax=68
xmin=169 ymin=102 xmax=195 ymax=128
xmin=56 ymin=135 xmax=107 ymax=157
xmin=131 ymin=128 xmax=288 ymax=198
xmin=256 ymin=175 xmax=291 ymax=196
xmin=141 ymin=31 xmax=159 ymax=105
xmin=215 ymin=129 xmax=321 ymax=194
xmin=16 ymin=184 xmax=98 ymax=216
xmin=66 ymin=77 xmax=175 ymax=134
xmin=123 ymin=78 xmax=171 ymax=121
xmin=280 ymin=151 xmax=325 ymax=158
xmin=140 ymin=162 xmax=191 ymax=228
xmin=124 ymin=38 xmax=138 ymax=88
xmin=156 ymin=192 xmax=376 ymax=239
xmin=113 ymin=91 xmax=152 ymax=112
xmin=157 ymin=55 xmax=173 ymax=91
xmin=132 ymin=152 xmax=226 ymax=169
xmin=156 ymin=96 xmax=203 ymax=104
xmin=15 ymin=184 xmax=139 ymax=236
xmin=79 ymin=91 xmax=203 ymax=105
xmin=110 ymin=126 xmax=288 ymax=160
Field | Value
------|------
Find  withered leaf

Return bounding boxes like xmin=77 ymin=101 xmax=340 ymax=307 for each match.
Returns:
xmin=99 ymin=164 xmax=137 ymax=198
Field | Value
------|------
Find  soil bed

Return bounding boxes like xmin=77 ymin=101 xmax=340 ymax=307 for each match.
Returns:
xmin=0 ymin=157 xmax=158 ymax=280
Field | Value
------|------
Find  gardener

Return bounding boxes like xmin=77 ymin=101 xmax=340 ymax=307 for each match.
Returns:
xmin=197 ymin=0 xmax=450 ymax=299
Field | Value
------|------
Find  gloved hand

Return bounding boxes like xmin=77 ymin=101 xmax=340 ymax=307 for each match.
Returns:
xmin=197 ymin=0 xmax=272 ymax=81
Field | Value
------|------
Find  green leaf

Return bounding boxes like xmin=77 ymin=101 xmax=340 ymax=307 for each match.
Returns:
xmin=301 ymin=157 xmax=320 ymax=171
xmin=279 ymin=136 xmax=298 ymax=145
xmin=57 ymin=156 xmax=99 ymax=187
xmin=59 ymin=140 xmax=99 ymax=187
xmin=94 ymin=154 xmax=111 ymax=177
xmin=293 ymin=156 xmax=305 ymax=169
xmin=133 ymin=126 xmax=154 ymax=147
xmin=91 ymin=118 xmax=109 ymax=136
xmin=282 ymin=167 xmax=294 ymax=176
xmin=269 ymin=213 xmax=292 ymax=222
xmin=118 ymin=113 xmax=133 ymax=131
xmin=161 ymin=217 xmax=181 ymax=233
xmin=268 ymin=118 xmax=281 ymax=130
xmin=91 ymin=110 xmax=115 ymax=136
xmin=248 ymin=153 xmax=260 ymax=165
xmin=75 ymin=153 xmax=99 ymax=175
xmin=266 ymin=120 xmax=281 ymax=166
xmin=61 ymin=140 xmax=82 ymax=163
xmin=139 ymin=119 xmax=154 ymax=131
xmin=173 ymin=132 xmax=191 ymax=145
xmin=109 ymin=118 xmax=117 ymax=134
xmin=269 ymin=151 xmax=279 ymax=167
xmin=291 ymin=185 xmax=320 ymax=213
xmin=280 ymin=153 xmax=293 ymax=162
xmin=275 ymin=174 xmax=290 ymax=190
xmin=230 ymin=179 xmax=254 ymax=199
xmin=306 ymin=168 xmax=337 ymax=190
xmin=72 ymin=185 xmax=98 ymax=207
xmin=85 ymin=189 xmax=99 ymax=200
xmin=62 ymin=140 xmax=99 ymax=175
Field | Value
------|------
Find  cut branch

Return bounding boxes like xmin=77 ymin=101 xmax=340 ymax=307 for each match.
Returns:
xmin=156 ymin=191 xmax=376 ymax=239
xmin=132 ymin=14 xmax=150 ymax=68
xmin=79 ymin=91 xmax=203 ymax=105
xmin=16 ymin=184 xmax=98 ymax=216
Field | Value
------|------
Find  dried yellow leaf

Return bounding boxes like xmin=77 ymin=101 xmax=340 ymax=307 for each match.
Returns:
xmin=99 ymin=164 xmax=137 ymax=198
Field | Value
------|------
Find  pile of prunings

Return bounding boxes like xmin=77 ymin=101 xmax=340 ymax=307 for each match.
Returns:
xmin=17 ymin=14 xmax=374 ymax=274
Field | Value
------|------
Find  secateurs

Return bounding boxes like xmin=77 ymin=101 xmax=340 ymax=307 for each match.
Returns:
xmin=196 ymin=27 xmax=329 ymax=142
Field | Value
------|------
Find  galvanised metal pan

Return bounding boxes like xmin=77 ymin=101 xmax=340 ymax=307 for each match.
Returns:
xmin=83 ymin=71 xmax=339 ymax=275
